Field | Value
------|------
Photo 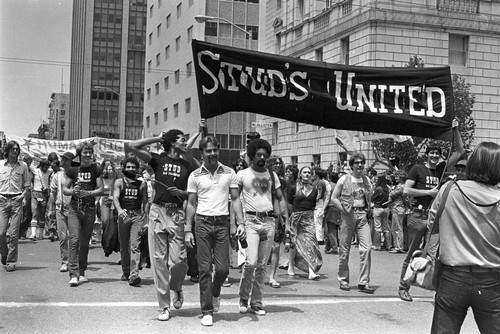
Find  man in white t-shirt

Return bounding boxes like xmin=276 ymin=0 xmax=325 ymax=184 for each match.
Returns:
xmin=235 ymin=138 xmax=289 ymax=316
xmin=331 ymin=152 xmax=374 ymax=294
xmin=185 ymin=136 xmax=245 ymax=327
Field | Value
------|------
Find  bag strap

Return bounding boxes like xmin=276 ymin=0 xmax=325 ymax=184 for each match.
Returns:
xmin=454 ymin=181 xmax=500 ymax=207
xmin=269 ymin=168 xmax=276 ymax=204
xmin=421 ymin=180 xmax=454 ymax=257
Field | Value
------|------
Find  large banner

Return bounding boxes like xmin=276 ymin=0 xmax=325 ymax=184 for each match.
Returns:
xmin=4 ymin=134 xmax=128 ymax=164
xmin=192 ymin=40 xmax=454 ymax=140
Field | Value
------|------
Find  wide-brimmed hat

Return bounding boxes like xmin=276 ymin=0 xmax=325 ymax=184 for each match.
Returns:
xmin=60 ymin=152 xmax=76 ymax=161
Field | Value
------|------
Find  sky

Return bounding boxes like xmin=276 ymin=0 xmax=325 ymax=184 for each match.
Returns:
xmin=0 ymin=0 xmax=72 ymax=137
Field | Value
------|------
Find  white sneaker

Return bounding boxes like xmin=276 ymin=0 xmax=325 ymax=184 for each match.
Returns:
xmin=59 ymin=264 xmax=68 ymax=272
xmin=157 ymin=308 xmax=170 ymax=321
xmin=69 ymin=277 xmax=79 ymax=287
xmin=79 ymin=276 xmax=89 ymax=283
xmin=201 ymin=313 xmax=213 ymax=326
xmin=213 ymin=295 xmax=220 ymax=313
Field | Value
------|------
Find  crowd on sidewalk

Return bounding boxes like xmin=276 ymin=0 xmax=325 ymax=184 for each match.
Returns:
xmin=1 ymin=118 xmax=499 ymax=333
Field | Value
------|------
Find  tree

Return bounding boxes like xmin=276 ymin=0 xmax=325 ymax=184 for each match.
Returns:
xmin=371 ymin=56 xmax=475 ymax=171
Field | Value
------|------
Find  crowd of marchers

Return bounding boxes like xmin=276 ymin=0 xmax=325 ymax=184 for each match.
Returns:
xmin=1 ymin=117 xmax=499 ymax=333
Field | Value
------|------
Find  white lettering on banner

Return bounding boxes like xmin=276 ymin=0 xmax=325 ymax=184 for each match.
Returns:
xmin=198 ymin=52 xmax=447 ymax=117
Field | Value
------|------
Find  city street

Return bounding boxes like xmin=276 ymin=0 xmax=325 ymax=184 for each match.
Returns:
xmin=1 ymin=238 xmax=480 ymax=334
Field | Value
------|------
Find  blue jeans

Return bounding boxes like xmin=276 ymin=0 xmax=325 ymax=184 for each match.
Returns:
xmin=399 ymin=212 xmax=428 ymax=290
xmin=431 ymin=267 xmax=500 ymax=334
xmin=338 ymin=210 xmax=372 ymax=285
xmin=67 ymin=204 xmax=96 ymax=278
xmin=0 ymin=195 xmax=23 ymax=264
xmin=195 ymin=214 xmax=230 ymax=313
xmin=56 ymin=209 xmax=69 ymax=264
xmin=239 ymin=215 xmax=275 ymax=307
xmin=118 ymin=211 xmax=143 ymax=278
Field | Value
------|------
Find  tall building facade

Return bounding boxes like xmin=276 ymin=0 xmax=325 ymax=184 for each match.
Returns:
xmin=68 ymin=0 xmax=147 ymax=140
xmin=259 ymin=0 xmax=500 ymax=168
xmin=48 ymin=93 xmax=69 ymax=140
xmin=144 ymin=0 xmax=260 ymax=165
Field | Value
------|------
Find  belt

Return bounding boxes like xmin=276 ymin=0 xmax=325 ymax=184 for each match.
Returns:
xmin=353 ymin=207 xmax=366 ymax=212
xmin=411 ymin=208 xmax=429 ymax=214
xmin=245 ymin=211 xmax=277 ymax=218
xmin=0 ymin=193 xmax=22 ymax=198
xmin=156 ymin=201 xmax=182 ymax=208
xmin=126 ymin=209 xmax=143 ymax=216
xmin=445 ymin=265 xmax=499 ymax=273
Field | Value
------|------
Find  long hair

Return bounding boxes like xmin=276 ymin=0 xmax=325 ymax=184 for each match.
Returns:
xmin=295 ymin=166 xmax=314 ymax=199
xmin=4 ymin=141 xmax=21 ymax=159
xmin=266 ymin=155 xmax=285 ymax=177
xmin=232 ymin=158 xmax=248 ymax=172
xmin=466 ymin=142 xmax=500 ymax=185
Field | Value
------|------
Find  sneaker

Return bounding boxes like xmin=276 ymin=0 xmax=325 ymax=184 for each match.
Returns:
xmin=201 ymin=313 xmax=213 ymax=326
xmin=250 ymin=306 xmax=266 ymax=316
xmin=129 ymin=275 xmax=141 ymax=286
xmin=213 ymin=295 xmax=220 ymax=313
xmin=120 ymin=273 xmax=129 ymax=281
xmin=59 ymin=264 xmax=68 ymax=272
xmin=239 ymin=299 xmax=248 ymax=314
xmin=173 ymin=290 xmax=184 ymax=309
xmin=5 ymin=264 xmax=15 ymax=272
xmin=79 ymin=276 xmax=89 ymax=283
xmin=157 ymin=308 xmax=170 ymax=321
xmin=69 ymin=277 xmax=79 ymax=287
xmin=358 ymin=284 xmax=375 ymax=294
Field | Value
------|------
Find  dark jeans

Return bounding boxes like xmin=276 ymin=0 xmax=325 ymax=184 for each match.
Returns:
xmin=399 ymin=212 xmax=427 ymax=290
xmin=68 ymin=204 xmax=96 ymax=278
xmin=117 ymin=212 xmax=143 ymax=278
xmin=195 ymin=214 xmax=230 ymax=313
xmin=431 ymin=267 xmax=500 ymax=334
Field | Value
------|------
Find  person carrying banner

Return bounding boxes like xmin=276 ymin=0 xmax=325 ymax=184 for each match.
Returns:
xmin=126 ymin=129 xmax=196 ymax=321
xmin=236 ymin=138 xmax=289 ymax=316
xmin=113 ymin=156 xmax=147 ymax=286
xmin=184 ymin=136 xmax=245 ymax=326
xmin=0 ymin=141 xmax=31 ymax=272
xmin=47 ymin=151 xmax=75 ymax=272
xmin=63 ymin=141 xmax=104 ymax=287
xmin=398 ymin=118 xmax=464 ymax=302
xmin=330 ymin=152 xmax=374 ymax=294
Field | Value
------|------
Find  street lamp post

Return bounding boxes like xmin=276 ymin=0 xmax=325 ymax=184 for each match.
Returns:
xmin=94 ymin=86 xmax=120 ymax=138
xmin=194 ymin=15 xmax=252 ymax=49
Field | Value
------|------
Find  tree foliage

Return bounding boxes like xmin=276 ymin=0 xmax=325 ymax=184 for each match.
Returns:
xmin=371 ymin=56 xmax=475 ymax=171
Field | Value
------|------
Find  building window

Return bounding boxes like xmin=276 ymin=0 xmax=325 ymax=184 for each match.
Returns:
xmin=216 ymin=134 xmax=228 ymax=149
xmin=175 ymin=70 xmax=180 ymax=84
xmin=449 ymin=34 xmax=468 ymax=66
xmin=205 ymin=22 xmax=217 ymax=36
xmin=155 ymin=82 xmax=159 ymax=95
xmin=312 ymin=154 xmax=321 ymax=167
xmin=147 ymin=60 xmax=152 ymax=72
xmin=189 ymin=0 xmax=194 ymax=6
xmin=156 ymin=53 xmax=160 ymax=66
xmin=164 ymin=76 xmax=169 ymax=90
xmin=185 ymin=97 xmax=191 ymax=113
xmin=176 ymin=36 xmax=181 ymax=51
xmin=277 ymin=0 xmax=282 ymax=9
xmin=187 ymin=26 xmax=193 ymax=43
xmin=341 ymin=37 xmax=350 ymax=65
xmin=186 ymin=62 xmax=192 ymax=77
xmin=157 ymin=23 xmax=161 ymax=38
xmin=176 ymin=3 xmax=182 ymax=19
xmin=297 ymin=0 xmax=304 ymax=20
xmin=166 ymin=14 xmax=171 ymax=28
xmin=315 ymin=47 xmax=323 ymax=62
xmin=174 ymin=103 xmax=179 ymax=117
xmin=291 ymin=156 xmax=298 ymax=165
xmin=149 ymin=4 xmax=153 ymax=18
xmin=294 ymin=122 xmax=300 ymax=134
xmin=165 ymin=45 xmax=170 ymax=59
xmin=229 ymin=134 xmax=242 ymax=149
xmin=219 ymin=23 xmax=231 ymax=38
xmin=146 ymin=116 xmax=150 ymax=128
xmin=163 ymin=108 xmax=168 ymax=121
xmin=148 ymin=32 xmax=152 ymax=45
xmin=147 ymin=88 xmax=151 ymax=100
xmin=272 ymin=122 xmax=279 ymax=145
xmin=154 ymin=112 xmax=158 ymax=125
xmin=247 ymin=26 xmax=259 ymax=40
xmin=275 ymin=34 xmax=281 ymax=53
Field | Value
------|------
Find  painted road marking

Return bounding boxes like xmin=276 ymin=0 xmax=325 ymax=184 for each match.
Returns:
xmin=0 ymin=297 xmax=433 ymax=308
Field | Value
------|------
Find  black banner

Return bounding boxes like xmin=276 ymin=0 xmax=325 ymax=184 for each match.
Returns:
xmin=192 ymin=40 xmax=454 ymax=140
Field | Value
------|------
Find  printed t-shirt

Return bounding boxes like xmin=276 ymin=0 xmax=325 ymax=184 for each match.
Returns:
xmin=407 ymin=162 xmax=445 ymax=209
xmin=237 ymin=168 xmax=280 ymax=213
xmin=65 ymin=163 xmax=103 ymax=207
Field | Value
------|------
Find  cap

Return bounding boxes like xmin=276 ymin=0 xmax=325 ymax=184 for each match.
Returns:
xmin=61 ymin=152 xmax=76 ymax=161
xmin=455 ymin=160 xmax=467 ymax=167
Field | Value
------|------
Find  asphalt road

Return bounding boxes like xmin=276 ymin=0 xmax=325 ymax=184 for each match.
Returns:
xmin=1 ymin=238 xmax=481 ymax=334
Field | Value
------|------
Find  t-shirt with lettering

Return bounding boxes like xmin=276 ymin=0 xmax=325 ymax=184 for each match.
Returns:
xmin=149 ymin=152 xmax=193 ymax=205
xmin=119 ymin=178 xmax=143 ymax=210
xmin=237 ymin=168 xmax=280 ymax=213
xmin=407 ymin=162 xmax=445 ymax=209
xmin=65 ymin=164 xmax=102 ymax=207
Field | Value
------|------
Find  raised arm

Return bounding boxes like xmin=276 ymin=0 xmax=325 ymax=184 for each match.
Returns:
xmin=444 ymin=118 xmax=465 ymax=171
xmin=125 ymin=134 xmax=164 ymax=164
